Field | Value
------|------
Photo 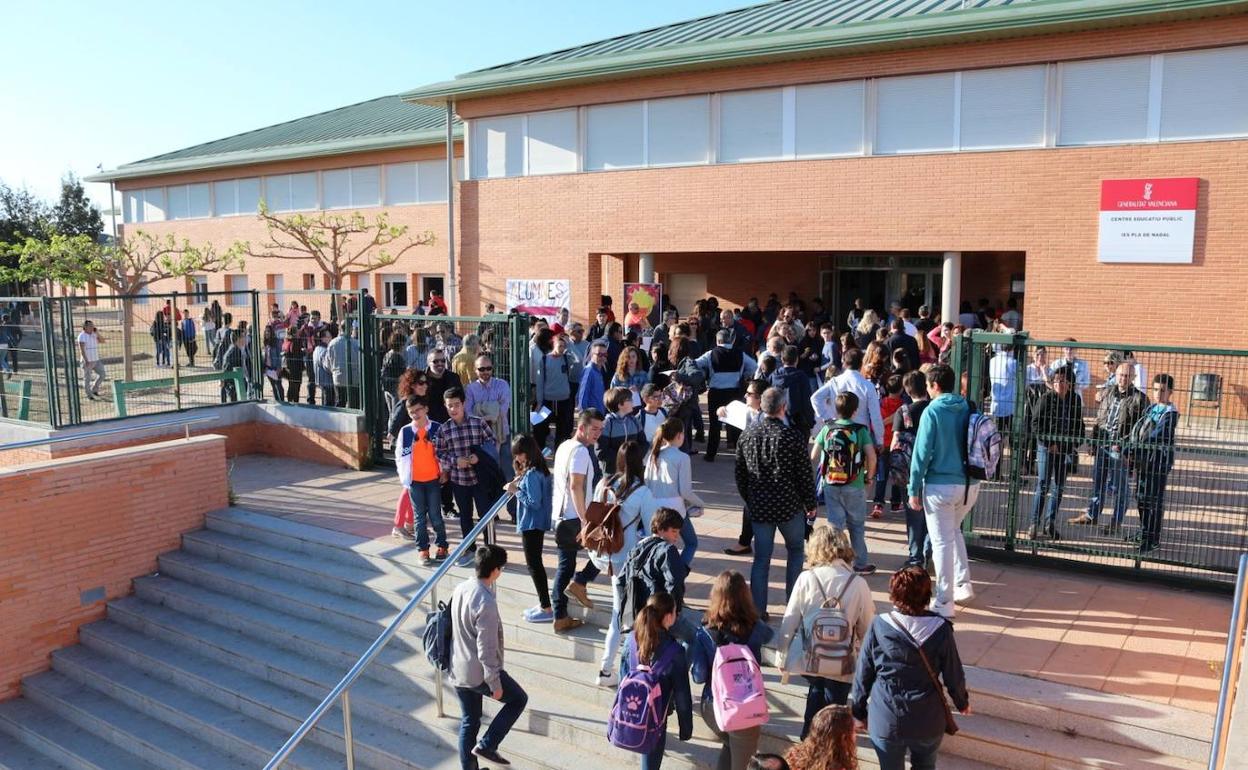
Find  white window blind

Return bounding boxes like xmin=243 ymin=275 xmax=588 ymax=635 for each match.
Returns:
xmin=586 ymin=102 xmax=644 ymax=170
xmin=141 ymin=187 xmax=166 ymax=222
xmin=719 ymin=89 xmax=783 ymax=162
xmin=385 ymin=163 xmax=418 ymax=205
xmin=472 ymin=116 xmax=524 ymax=179
xmin=289 ymin=172 xmax=317 ymax=210
xmin=350 ymin=166 xmax=380 ymax=206
xmin=264 ymin=175 xmax=292 ymax=211
xmin=646 ymin=95 xmax=710 ymax=166
xmin=794 ymin=81 xmax=865 ymax=157
xmin=876 ymin=73 xmax=956 ymax=154
xmin=1160 ymin=46 xmax=1248 ymax=140
xmin=526 ymin=110 xmax=578 ymax=175
xmin=1058 ymin=56 xmax=1151 ymax=145
xmin=323 ymin=169 xmax=351 ymax=209
xmin=167 ymin=185 xmax=189 ymax=220
xmin=237 ymin=178 xmax=260 ymax=216
xmin=124 ymin=191 xmax=142 ymax=223
xmin=188 ymin=183 xmax=211 ymax=218
xmin=417 ymin=159 xmax=448 ymax=202
xmin=227 ymin=275 xmax=249 ymax=305
xmin=960 ymin=65 xmax=1047 ymax=149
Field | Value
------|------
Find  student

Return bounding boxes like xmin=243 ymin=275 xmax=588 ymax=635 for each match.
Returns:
xmin=819 ymin=323 xmax=842 ymax=383
xmin=1029 ymin=366 xmax=1084 ymax=541
xmin=552 ymin=409 xmax=606 ymax=633
xmin=621 ymin=508 xmax=691 ymax=632
xmin=591 ymin=440 xmax=659 ymax=687
xmin=771 ymin=345 xmax=816 ymax=436
xmin=813 ymin=393 xmax=878 ymax=576
xmin=851 ymin=567 xmax=969 ymax=770
xmin=691 ymin=571 xmax=775 ymax=770
xmin=784 ymin=705 xmax=859 ymax=770
xmin=77 ymin=320 xmax=107 ymax=400
xmin=435 ymin=387 xmax=499 ymax=568
xmin=311 ymin=329 xmax=336 ymax=407
xmin=778 ymin=528 xmax=874 ymax=739
xmin=395 ymin=396 xmax=449 ymax=564
xmin=262 ymin=325 xmax=285 ymax=402
xmin=220 ymin=334 xmax=249 ymax=403
xmin=721 ymin=380 xmax=768 ymax=557
xmin=1129 ymin=374 xmax=1179 ymax=553
xmin=619 ymin=592 xmax=693 ymax=770
xmin=645 ymin=417 xmax=707 ymax=568
xmin=872 ymin=375 xmax=905 ymax=518
xmin=506 ymin=434 xmax=555 ymax=622
xmin=638 ymin=383 xmax=669 ymax=444
xmin=613 ymin=346 xmax=650 ymax=393
xmin=892 ymin=372 xmax=932 ymax=567
xmin=599 ymin=387 xmax=642 ymax=474
xmin=450 ymin=545 xmax=529 ymax=770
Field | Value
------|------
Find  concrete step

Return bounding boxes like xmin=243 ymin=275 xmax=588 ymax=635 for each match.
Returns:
xmin=21 ymin=670 xmax=249 ymax=770
xmin=0 ymin=697 xmax=159 ymax=770
xmin=0 ymin=738 xmax=70 ymax=770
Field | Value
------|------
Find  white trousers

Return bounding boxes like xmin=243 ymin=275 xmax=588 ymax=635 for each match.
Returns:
xmin=922 ymin=483 xmax=980 ymax=612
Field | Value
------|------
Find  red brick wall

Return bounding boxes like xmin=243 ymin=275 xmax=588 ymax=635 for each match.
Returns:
xmin=0 ymin=435 xmax=229 ymax=700
xmin=652 ymin=252 xmax=820 ymax=310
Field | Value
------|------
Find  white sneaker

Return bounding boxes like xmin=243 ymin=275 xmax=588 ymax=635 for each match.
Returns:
xmin=391 ymin=527 xmax=415 ymax=542
xmin=929 ymin=599 xmax=956 ymax=619
xmin=595 ymin=669 xmax=619 ymax=688
xmin=954 ymin=583 xmax=976 ymax=604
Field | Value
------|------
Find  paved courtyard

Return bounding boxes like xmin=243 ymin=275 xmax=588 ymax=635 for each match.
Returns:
xmin=229 ymin=449 xmax=1231 ymax=716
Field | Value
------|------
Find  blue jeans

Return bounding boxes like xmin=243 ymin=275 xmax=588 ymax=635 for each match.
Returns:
xmin=155 ymin=339 xmax=170 ymax=366
xmin=1031 ymin=443 xmax=1070 ymax=531
xmin=873 ymin=448 xmax=903 ymax=507
xmin=802 ymin=676 xmax=851 ymax=739
xmin=409 ymin=480 xmax=448 ymax=550
xmin=1086 ymin=446 xmax=1130 ymax=525
xmin=905 ymin=503 xmax=931 ymax=566
xmin=552 ymin=518 xmax=600 ymax=619
xmin=823 ymin=484 xmax=869 ymax=568
xmin=871 ymin=734 xmax=943 ymax=770
xmin=642 ymin=726 xmax=667 ymax=770
xmin=749 ymin=514 xmax=806 ymax=616
xmin=454 ymin=670 xmax=528 ymax=770
xmin=679 ymin=514 xmax=698 ymax=568
xmin=452 ymin=482 xmax=494 ymax=551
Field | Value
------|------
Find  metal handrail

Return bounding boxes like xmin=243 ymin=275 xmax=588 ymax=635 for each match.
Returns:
xmin=1209 ymin=553 xmax=1248 ymax=770
xmin=0 ymin=414 xmax=219 ymax=452
xmin=264 ymin=491 xmax=513 ymax=770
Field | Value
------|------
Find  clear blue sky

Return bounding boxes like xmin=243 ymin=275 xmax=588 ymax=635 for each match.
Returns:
xmin=0 ymin=0 xmax=750 ymax=211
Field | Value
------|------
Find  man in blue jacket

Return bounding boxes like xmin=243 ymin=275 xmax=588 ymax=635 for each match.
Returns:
xmin=907 ymin=365 xmax=979 ymax=618
xmin=576 ymin=340 xmax=609 ymax=414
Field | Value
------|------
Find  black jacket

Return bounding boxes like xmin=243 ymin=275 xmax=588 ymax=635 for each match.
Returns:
xmin=770 ymin=366 xmax=814 ymax=433
xmin=734 ymin=417 xmax=816 ymax=524
xmin=885 ymin=332 xmax=920 ymax=372
xmin=425 ymin=370 xmax=463 ymax=423
xmin=1030 ymin=389 xmax=1085 ymax=450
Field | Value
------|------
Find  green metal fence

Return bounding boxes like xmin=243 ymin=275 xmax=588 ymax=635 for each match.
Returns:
xmin=953 ymin=331 xmax=1248 ymax=589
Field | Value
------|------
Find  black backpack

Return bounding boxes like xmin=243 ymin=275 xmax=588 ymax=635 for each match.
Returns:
xmin=619 ymin=537 xmax=664 ymax=633
xmin=673 ymin=357 xmax=707 ymax=394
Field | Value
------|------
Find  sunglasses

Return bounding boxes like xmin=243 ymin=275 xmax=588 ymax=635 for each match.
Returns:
xmin=477 ymin=366 xmax=493 ymax=372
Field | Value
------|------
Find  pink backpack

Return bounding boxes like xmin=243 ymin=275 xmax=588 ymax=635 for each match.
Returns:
xmin=710 ymin=641 xmax=769 ymax=732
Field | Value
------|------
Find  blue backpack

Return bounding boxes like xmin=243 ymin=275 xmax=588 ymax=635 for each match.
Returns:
xmin=607 ymin=640 xmax=680 ymax=755
xmin=423 ymin=599 xmax=453 ymax=672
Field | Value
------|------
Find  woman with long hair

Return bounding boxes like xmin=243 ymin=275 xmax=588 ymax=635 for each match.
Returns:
xmin=645 ymin=417 xmax=706 ymax=568
xmin=778 ymin=527 xmax=874 ymax=738
xmin=591 ymin=440 xmax=659 ymax=687
xmin=619 ymin=592 xmax=693 ymax=770
xmin=691 ymin=571 xmax=774 ymax=770
xmin=861 ymin=343 xmax=892 ymax=389
xmin=853 ymin=310 xmax=880 ymax=350
xmin=851 ymin=567 xmax=970 ymax=770
xmin=785 ymin=705 xmax=858 ymax=770
xmin=612 ymin=346 xmax=650 ymax=393
xmin=505 ymin=434 xmax=555 ymax=623
xmin=381 ymin=332 xmax=408 ymax=398
xmin=658 ymin=338 xmax=699 ymax=454
xmin=261 ymin=324 xmax=284 ymax=402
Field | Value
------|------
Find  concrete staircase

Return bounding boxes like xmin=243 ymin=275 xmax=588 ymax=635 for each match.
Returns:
xmin=0 ymin=507 xmax=1212 ymax=770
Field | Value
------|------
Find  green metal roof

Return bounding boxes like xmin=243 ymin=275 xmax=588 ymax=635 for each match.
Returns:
xmin=402 ymin=0 xmax=1248 ymax=103
xmin=88 ymin=95 xmax=461 ymax=184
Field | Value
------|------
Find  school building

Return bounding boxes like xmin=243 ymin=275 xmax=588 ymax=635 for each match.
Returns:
xmin=90 ymin=0 xmax=1248 ymax=347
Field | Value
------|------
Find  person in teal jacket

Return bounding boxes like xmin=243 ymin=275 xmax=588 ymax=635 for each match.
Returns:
xmin=906 ymin=364 xmax=979 ymax=618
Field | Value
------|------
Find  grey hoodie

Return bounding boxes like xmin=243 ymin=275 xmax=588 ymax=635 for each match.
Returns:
xmin=450 ymin=578 xmax=504 ymax=692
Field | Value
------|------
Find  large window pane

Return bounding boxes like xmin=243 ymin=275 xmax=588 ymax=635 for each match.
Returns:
xmin=351 ymin=166 xmax=380 ymax=206
xmin=719 ymin=89 xmax=783 ymax=163
xmin=142 ymin=188 xmax=166 ymax=222
xmin=1161 ymin=46 xmax=1248 ymax=140
xmin=166 ymin=185 xmax=189 ymax=220
xmin=471 ymin=116 xmax=524 ymax=179
xmin=1058 ymin=56 xmax=1150 ymax=145
xmin=125 ymin=191 xmax=142 ymax=223
xmin=647 ymin=95 xmax=710 ymax=167
xmin=323 ymin=169 xmax=351 ymax=209
xmin=876 ymin=73 xmax=956 ymax=154
xmin=290 ymin=172 xmax=317 ymax=210
xmin=527 ymin=110 xmax=577 ymax=175
xmin=385 ymin=163 xmax=418 ymax=205
xmin=960 ymin=65 xmax=1047 ymax=149
xmin=794 ymin=81 xmax=865 ymax=157
xmin=213 ymin=181 xmax=235 ymax=216
xmin=188 ymin=183 xmax=211 ymax=218
xmin=265 ymin=175 xmax=292 ymax=211
xmin=417 ymin=159 xmax=447 ymax=202
xmin=237 ymin=178 xmax=260 ymax=216
xmin=586 ymin=102 xmax=644 ymax=171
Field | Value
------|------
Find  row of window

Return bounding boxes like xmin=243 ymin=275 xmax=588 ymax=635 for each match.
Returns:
xmin=123 ymin=159 xmax=464 ymax=224
xmin=151 ymin=272 xmax=445 ymax=310
xmin=468 ymin=44 xmax=1248 ymax=178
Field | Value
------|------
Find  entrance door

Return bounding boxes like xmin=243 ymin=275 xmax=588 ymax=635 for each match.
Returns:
xmin=836 ymin=270 xmax=887 ymax=328
xmin=900 ymin=271 xmax=937 ymax=317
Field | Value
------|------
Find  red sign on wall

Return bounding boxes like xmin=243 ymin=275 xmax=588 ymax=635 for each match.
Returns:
xmin=1097 ymin=178 xmax=1199 ymax=264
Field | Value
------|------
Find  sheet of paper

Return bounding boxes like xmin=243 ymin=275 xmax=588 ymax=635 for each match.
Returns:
xmin=529 ymin=406 xmax=552 ymax=426
xmin=640 ymin=335 xmax=654 ymax=353
xmin=631 ymin=390 xmax=643 ymax=408
xmin=722 ymin=400 xmax=752 ymax=432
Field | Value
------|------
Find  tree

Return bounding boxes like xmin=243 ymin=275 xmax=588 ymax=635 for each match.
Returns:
xmin=52 ymin=174 xmax=103 ymax=242
xmin=238 ymin=205 xmax=434 ymax=318
xmin=0 ymin=183 xmax=52 ymax=290
xmin=3 ymin=231 xmax=243 ymax=379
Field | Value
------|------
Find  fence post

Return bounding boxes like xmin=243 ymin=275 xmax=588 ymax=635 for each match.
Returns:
xmin=61 ymin=300 xmax=82 ymax=426
xmin=359 ymin=289 xmax=378 ymax=466
xmin=39 ymin=297 xmax=62 ymax=428
xmin=250 ymin=290 xmax=262 ymax=401
xmin=171 ymin=291 xmax=182 ymax=411
xmin=1003 ymin=332 xmax=1030 ymax=551
xmin=508 ymin=313 xmax=529 ymax=439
